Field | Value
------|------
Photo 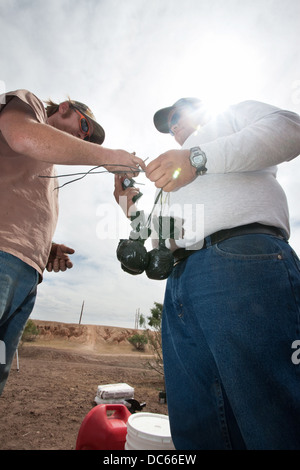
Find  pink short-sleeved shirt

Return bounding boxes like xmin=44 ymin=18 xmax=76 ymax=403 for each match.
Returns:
xmin=0 ymin=89 xmax=59 ymax=279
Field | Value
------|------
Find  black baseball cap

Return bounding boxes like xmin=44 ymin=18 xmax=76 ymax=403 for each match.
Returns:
xmin=70 ymin=100 xmax=105 ymax=145
xmin=153 ymin=97 xmax=203 ymax=134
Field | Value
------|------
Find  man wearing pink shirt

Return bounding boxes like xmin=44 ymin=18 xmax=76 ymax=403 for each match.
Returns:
xmin=0 ymin=89 xmax=145 ymax=394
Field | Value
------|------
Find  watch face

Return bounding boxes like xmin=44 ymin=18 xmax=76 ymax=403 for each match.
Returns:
xmin=190 ymin=147 xmax=207 ymax=174
xmin=193 ymin=155 xmax=203 ymax=165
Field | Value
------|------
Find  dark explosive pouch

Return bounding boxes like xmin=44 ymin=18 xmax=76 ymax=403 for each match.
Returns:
xmin=116 ymin=192 xmax=178 ymax=280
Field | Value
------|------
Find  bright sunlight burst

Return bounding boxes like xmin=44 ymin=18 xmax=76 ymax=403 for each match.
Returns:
xmin=170 ymin=34 xmax=263 ymax=117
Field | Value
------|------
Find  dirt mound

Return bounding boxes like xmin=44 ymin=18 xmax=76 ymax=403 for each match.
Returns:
xmin=0 ymin=320 xmax=166 ymax=450
xmin=30 ymin=320 xmax=143 ymax=354
xmin=0 ymin=344 xmax=166 ymax=450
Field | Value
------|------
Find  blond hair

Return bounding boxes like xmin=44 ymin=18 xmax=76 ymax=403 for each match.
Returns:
xmin=44 ymin=96 xmax=73 ymax=118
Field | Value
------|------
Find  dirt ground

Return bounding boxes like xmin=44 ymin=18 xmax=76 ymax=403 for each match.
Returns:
xmin=0 ymin=321 xmax=167 ymax=450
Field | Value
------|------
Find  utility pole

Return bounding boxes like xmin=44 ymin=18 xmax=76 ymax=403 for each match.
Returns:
xmin=79 ymin=300 xmax=85 ymax=325
xmin=135 ymin=308 xmax=140 ymax=329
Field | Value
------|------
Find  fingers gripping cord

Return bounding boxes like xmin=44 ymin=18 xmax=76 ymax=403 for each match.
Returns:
xmin=39 ymin=164 xmax=145 ymax=190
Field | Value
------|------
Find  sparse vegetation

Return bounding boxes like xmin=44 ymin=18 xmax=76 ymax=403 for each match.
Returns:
xmin=21 ymin=319 xmax=39 ymax=343
xmin=144 ymin=302 xmax=164 ymax=378
xmin=128 ymin=333 xmax=148 ymax=351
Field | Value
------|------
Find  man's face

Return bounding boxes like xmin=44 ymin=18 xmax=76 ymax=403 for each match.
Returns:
xmin=52 ymin=102 xmax=93 ymax=140
xmin=167 ymin=106 xmax=202 ymax=145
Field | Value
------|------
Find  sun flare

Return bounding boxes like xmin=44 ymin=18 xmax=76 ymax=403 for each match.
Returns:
xmin=168 ymin=34 xmax=263 ymax=118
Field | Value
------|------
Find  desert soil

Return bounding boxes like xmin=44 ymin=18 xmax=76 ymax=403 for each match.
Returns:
xmin=0 ymin=320 xmax=167 ymax=450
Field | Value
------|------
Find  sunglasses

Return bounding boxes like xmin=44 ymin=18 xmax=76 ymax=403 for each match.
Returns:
xmin=168 ymin=105 xmax=198 ymax=135
xmin=71 ymin=105 xmax=91 ymax=138
xmin=168 ymin=111 xmax=182 ymax=136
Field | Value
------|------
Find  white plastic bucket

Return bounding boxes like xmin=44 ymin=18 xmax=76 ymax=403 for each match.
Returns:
xmin=125 ymin=412 xmax=175 ymax=450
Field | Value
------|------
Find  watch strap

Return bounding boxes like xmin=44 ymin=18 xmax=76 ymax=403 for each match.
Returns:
xmin=190 ymin=147 xmax=207 ymax=175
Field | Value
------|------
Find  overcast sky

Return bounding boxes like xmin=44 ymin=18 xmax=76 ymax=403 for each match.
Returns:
xmin=1 ymin=0 xmax=300 ymax=328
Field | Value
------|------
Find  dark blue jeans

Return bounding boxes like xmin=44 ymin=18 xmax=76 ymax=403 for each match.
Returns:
xmin=162 ymin=234 xmax=300 ymax=449
xmin=0 ymin=251 xmax=39 ymax=395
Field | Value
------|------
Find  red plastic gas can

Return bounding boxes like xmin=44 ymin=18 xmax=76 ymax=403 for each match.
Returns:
xmin=76 ymin=404 xmax=131 ymax=450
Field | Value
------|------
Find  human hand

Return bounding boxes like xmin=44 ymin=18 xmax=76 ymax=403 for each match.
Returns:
xmin=46 ymin=243 xmax=75 ymax=272
xmin=114 ymin=175 xmax=139 ymax=218
xmin=145 ymin=149 xmax=196 ymax=192
xmin=103 ymin=150 xmax=146 ymax=176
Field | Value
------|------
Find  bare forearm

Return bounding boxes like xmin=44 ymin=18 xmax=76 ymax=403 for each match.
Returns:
xmin=0 ymin=103 xmax=146 ymax=172
xmin=10 ymin=120 xmax=114 ymax=166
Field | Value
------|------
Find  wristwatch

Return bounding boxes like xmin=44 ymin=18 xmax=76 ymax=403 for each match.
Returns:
xmin=189 ymin=147 xmax=207 ymax=175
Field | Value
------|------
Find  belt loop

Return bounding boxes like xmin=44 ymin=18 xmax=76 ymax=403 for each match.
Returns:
xmin=205 ymin=235 xmax=212 ymax=248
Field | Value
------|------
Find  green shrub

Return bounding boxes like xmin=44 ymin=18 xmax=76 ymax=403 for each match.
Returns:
xmin=128 ymin=333 xmax=148 ymax=351
xmin=21 ymin=319 xmax=39 ymax=342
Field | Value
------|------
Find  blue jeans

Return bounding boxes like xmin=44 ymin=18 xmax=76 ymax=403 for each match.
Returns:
xmin=162 ymin=234 xmax=300 ymax=450
xmin=0 ymin=251 xmax=39 ymax=395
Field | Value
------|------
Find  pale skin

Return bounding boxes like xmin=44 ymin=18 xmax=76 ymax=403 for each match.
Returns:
xmin=0 ymin=97 xmax=146 ymax=271
xmin=145 ymin=106 xmax=207 ymax=192
xmin=114 ymin=174 xmax=140 ymax=218
xmin=46 ymin=244 xmax=75 ymax=272
xmin=114 ymin=105 xmax=207 ymax=216
xmin=0 ymin=99 xmax=146 ymax=172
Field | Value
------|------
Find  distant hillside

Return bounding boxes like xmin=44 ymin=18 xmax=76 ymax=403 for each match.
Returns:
xmin=29 ymin=319 xmax=144 ymax=354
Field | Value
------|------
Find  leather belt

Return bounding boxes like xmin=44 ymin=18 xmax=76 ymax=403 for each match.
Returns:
xmin=173 ymin=223 xmax=287 ymax=265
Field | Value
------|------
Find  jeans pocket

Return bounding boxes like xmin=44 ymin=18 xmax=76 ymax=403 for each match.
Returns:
xmin=213 ymin=234 xmax=284 ymax=261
